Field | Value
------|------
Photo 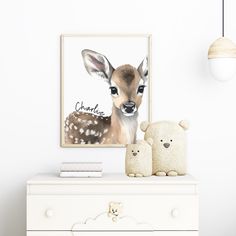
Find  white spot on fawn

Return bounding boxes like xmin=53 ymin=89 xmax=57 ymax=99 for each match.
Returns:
xmin=74 ymin=125 xmax=78 ymax=130
xmin=69 ymin=135 xmax=73 ymax=139
xmin=85 ymin=129 xmax=90 ymax=136
xmin=94 ymin=120 xmax=98 ymax=125
xmin=90 ymin=130 xmax=96 ymax=135
xmin=87 ymin=120 xmax=93 ymax=125
xmin=77 ymin=118 xmax=81 ymax=122
xmin=103 ymin=128 xmax=108 ymax=134
xmin=69 ymin=123 xmax=74 ymax=129
xmin=80 ymin=139 xmax=85 ymax=144
xmin=79 ymin=128 xmax=84 ymax=134
xmin=74 ymin=138 xmax=79 ymax=144
xmin=65 ymin=127 xmax=69 ymax=132
xmin=66 ymin=119 xmax=69 ymax=125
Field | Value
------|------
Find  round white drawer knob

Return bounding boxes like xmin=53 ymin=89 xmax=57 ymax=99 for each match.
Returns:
xmin=45 ymin=209 xmax=53 ymax=218
xmin=171 ymin=208 xmax=179 ymax=218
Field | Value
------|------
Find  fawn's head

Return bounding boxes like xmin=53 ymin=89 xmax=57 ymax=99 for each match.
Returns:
xmin=82 ymin=49 xmax=148 ymax=117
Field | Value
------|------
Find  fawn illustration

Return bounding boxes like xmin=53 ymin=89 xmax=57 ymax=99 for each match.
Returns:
xmin=64 ymin=49 xmax=148 ymax=145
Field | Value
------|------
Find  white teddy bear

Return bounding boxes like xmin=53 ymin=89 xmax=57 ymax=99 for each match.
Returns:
xmin=108 ymin=202 xmax=123 ymax=222
xmin=125 ymin=139 xmax=153 ymax=177
xmin=140 ymin=120 xmax=189 ymax=176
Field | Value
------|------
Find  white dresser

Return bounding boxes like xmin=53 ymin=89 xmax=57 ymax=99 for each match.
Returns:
xmin=27 ymin=174 xmax=199 ymax=236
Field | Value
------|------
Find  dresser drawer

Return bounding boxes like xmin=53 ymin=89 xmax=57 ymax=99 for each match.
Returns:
xmin=27 ymin=231 xmax=198 ymax=236
xmin=27 ymin=195 xmax=198 ymax=231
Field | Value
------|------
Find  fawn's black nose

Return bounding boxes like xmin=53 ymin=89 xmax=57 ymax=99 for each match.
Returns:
xmin=123 ymin=101 xmax=136 ymax=113
xmin=132 ymin=152 xmax=137 ymax=156
xmin=163 ymin=143 xmax=170 ymax=148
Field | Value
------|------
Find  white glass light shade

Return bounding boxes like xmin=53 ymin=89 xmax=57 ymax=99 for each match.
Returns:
xmin=208 ymin=37 xmax=236 ymax=81
xmin=208 ymin=58 xmax=236 ymax=81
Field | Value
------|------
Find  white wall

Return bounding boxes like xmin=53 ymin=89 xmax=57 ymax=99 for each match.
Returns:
xmin=0 ymin=0 xmax=236 ymax=235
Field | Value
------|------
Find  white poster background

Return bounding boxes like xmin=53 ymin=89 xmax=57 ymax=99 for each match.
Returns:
xmin=63 ymin=35 xmax=150 ymax=142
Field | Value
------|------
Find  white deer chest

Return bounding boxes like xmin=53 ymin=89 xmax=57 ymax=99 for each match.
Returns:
xmin=27 ymin=174 xmax=199 ymax=236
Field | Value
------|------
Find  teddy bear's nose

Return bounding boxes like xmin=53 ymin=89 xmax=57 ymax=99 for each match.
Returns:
xmin=163 ymin=143 xmax=170 ymax=148
xmin=132 ymin=152 xmax=137 ymax=156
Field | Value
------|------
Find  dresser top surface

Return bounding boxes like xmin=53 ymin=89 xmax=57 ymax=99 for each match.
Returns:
xmin=27 ymin=173 xmax=198 ymax=185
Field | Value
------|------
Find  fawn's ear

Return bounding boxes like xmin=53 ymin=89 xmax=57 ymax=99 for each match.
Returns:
xmin=82 ymin=49 xmax=114 ymax=83
xmin=140 ymin=121 xmax=150 ymax=132
xmin=138 ymin=57 xmax=148 ymax=82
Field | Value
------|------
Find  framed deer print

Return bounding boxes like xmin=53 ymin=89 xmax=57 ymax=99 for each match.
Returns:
xmin=61 ymin=34 xmax=152 ymax=147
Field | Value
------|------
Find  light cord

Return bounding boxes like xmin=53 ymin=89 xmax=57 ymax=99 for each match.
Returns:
xmin=222 ymin=0 xmax=225 ymax=37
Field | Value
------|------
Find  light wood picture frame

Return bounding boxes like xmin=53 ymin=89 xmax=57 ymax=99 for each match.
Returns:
xmin=61 ymin=34 xmax=152 ymax=148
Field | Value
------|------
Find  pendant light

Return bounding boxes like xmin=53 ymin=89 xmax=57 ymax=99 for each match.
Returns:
xmin=208 ymin=0 xmax=236 ymax=81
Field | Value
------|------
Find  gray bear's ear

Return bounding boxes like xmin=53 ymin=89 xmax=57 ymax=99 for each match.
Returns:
xmin=179 ymin=120 xmax=189 ymax=130
xmin=146 ymin=138 xmax=153 ymax=146
xmin=140 ymin=121 xmax=150 ymax=132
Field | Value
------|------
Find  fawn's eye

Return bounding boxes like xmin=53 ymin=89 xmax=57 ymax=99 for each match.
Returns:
xmin=170 ymin=139 xmax=173 ymax=142
xmin=110 ymin=86 xmax=118 ymax=96
xmin=137 ymin=85 xmax=145 ymax=95
xmin=160 ymin=139 xmax=163 ymax=142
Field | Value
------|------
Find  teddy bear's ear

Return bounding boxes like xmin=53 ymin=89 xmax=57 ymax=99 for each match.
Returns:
xmin=140 ymin=121 xmax=150 ymax=132
xmin=179 ymin=120 xmax=189 ymax=130
xmin=146 ymin=138 xmax=153 ymax=146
